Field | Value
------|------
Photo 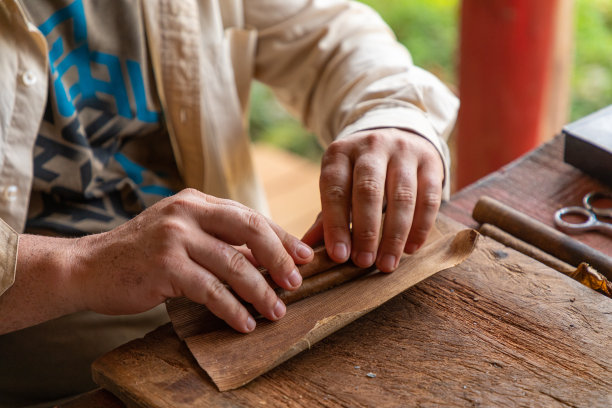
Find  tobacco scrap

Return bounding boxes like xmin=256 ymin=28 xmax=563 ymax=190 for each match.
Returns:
xmin=569 ymin=263 xmax=612 ymax=298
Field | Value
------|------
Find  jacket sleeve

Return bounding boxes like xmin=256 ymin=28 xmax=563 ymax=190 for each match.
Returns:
xmin=0 ymin=1 xmax=49 ymax=296
xmin=0 ymin=219 xmax=19 ymax=297
xmin=245 ymin=0 xmax=459 ymax=197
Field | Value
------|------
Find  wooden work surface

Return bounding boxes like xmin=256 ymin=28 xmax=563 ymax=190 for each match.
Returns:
xmin=63 ymin=136 xmax=612 ymax=407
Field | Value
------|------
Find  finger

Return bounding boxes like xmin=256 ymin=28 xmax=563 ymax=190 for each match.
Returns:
xmin=233 ymin=245 xmax=258 ymax=267
xmin=301 ymin=212 xmax=324 ymax=247
xmin=319 ymin=144 xmax=352 ymax=263
xmin=189 ymin=191 xmax=314 ymax=266
xmin=185 ymin=201 xmax=302 ymax=291
xmin=376 ymin=156 xmax=417 ymax=272
xmin=405 ymin=160 xmax=443 ymax=253
xmin=350 ymin=152 xmax=386 ymax=268
xmin=265 ymin=217 xmax=314 ymax=266
xmin=185 ymin=231 xmax=286 ymax=324
xmin=174 ymin=258 xmax=259 ymax=333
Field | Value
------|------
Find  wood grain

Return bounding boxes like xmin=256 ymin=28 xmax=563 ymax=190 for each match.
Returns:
xmin=90 ymin=229 xmax=612 ymax=407
xmin=479 ymin=223 xmax=576 ymax=274
xmin=78 ymin=135 xmax=612 ymax=407
xmin=58 ymin=389 xmax=124 ymax=408
xmin=184 ymin=229 xmax=477 ymax=391
xmin=473 ymin=195 xmax=612 ymax=279
xmin=444 ymin=135 xmax=612 ymax=257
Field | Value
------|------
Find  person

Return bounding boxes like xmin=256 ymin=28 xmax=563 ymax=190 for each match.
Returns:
xmin=0 ymin=0 xmax=458 ymax=405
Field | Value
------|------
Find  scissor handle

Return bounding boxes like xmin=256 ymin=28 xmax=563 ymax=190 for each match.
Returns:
xmin=554 ymin=206 xmax=598 ymax=233
xmin=583 ymin=191 xmax=612 ymax=218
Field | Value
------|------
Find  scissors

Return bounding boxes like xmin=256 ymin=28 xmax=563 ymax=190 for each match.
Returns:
xmin=554 ymin=191 xmax=612 ymax=236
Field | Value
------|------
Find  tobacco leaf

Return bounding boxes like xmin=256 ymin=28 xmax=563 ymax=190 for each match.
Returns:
xmin=167 ymin=229 xmax=478 ymax=391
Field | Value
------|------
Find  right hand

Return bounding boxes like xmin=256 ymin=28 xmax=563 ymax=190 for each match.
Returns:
xmin=68 ymin=189 xmax=314 ymax=333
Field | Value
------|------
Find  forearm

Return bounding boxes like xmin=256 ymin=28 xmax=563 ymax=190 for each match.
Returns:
xmin=249 ymin=0 xmax=458 ymax=145
xmin=0 ymin=234 xmax=81 ymax=334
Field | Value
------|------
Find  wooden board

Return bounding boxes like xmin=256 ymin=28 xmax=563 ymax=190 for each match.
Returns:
xmin=443 ymin=135 xmax=612 ymax=256
xmin=58 ymin=389 xmax=124 ymax=408
xmin=65 ymin=135 xmax=612 ymax=407
xmin=90 ymin=213 xmax=612 ymax=407
xmin=166 ymin=228 xmax=476 ymax=391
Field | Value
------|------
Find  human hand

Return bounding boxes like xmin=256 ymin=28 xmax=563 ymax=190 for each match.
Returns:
xmin=302 ymin=128 xmax=444 ymax=272
xmin=68 ymin=189 xmax=313 ymax=333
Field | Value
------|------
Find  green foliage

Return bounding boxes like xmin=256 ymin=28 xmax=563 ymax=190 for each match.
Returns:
xmin=572 ymin=0 xmax=612 ymax=119
xmin=249 ymin=0 xmax=612 ymax=159
xmin=249 ymin=83 xmax=323 ymax=162
xmin=358 ymin=0 xmax=458 ymax=84
xmin=248 ymin=0 xmax=458 ymax=161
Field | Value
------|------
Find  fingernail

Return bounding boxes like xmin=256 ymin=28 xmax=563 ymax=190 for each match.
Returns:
xmin=380 ymin=254 xmax=396 ymax=272
xmin=333 ymin=242 xmax=348 ymax=261
xmin=245 ymin=316 xmax=256 ymax=332
xmin=273 ymin=299 xmax=286 ymax=320
xmin=356 ymin=251 xmax=374 ymax=267
xmin=288 ymin=268 xmax=302 ymax=288
xmin=297 ymin=243 xmax=313 ymax=259
xmin=405 ymin=243 xmax=419 ymax=254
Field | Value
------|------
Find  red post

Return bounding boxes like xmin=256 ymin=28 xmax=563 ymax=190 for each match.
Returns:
xmin=456 ymin=0 xmax=559 ymax=189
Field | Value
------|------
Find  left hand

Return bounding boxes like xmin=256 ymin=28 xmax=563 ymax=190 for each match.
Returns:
xmin=302 ymin=128 xmax=444 ymax=272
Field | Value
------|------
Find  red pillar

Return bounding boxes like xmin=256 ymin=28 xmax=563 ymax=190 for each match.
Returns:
xmin=456 ymin=0 xmax=559 ymax=189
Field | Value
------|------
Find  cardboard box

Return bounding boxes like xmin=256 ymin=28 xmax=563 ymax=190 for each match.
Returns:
xmin=563 ymin=105 xmax=612 ymax=187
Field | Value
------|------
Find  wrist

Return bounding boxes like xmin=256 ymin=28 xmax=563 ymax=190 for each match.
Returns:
xmin=18 ymin=234 xmax=85 ymax=315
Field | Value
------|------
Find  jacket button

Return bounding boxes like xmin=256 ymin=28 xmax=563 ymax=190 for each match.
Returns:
xmin=21 ymin=71 xmax=38 ymax=87
xmin=2 ymin=185 xmax=18 ymax=202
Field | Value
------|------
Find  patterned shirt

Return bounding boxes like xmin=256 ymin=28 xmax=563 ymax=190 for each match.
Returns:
xmin=23 ymin=0 xmax=183 ymax=236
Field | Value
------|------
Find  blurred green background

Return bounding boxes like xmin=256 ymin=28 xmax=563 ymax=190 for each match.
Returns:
xmin=249 ymin=0 xmax=612 ymax=162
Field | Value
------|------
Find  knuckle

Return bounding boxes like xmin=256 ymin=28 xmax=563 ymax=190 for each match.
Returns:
xmin=411 ymin=225 xmax=431 ymax=241
xmin=321 ymin=143 xmax=347 ymax=167
xmin=245 ymin=211 xmax=267 ymax=234
xmin=363 ymin=132 xmax=384 ymax=149
xmin=392 ymin=186 xmax=416 ymax=206
xmin=260 ymin=286 xmax=278 ymax=309
xmin=226 ymin=302 xmax=246 ymax=323
xmin=325 ymin=140 xmax=347 ymax=157
xmin=327 ymin=223 xmax=348 ymax=234
xmin=394 ymin=137 xmax=412 ymax=152
xmin=158 ymin=217 xmax=188 ymax=236
xmin=204 ymin=278 xmax=227 ymax=304
xmin=270 ymin=249 xmax=291 ymax=272
xmin=421 ymin=192 xmax=442 ymax=210
xmin=384 ymin=232 xmax=407 ymax=248
xmin=420 ymin=143 xmax=439 ymax=161
xmin=321 ymin=184 xmax=348 ymax=204
xmin=227 ymin=250 xmax=249 ymax=277
xmin=180 ymin=187 xmax=200 ymax=197
xmin=355 ymin=178 xmax=383 ymax=200
xmin=163 ymin=196 xmax=194 ymax=217
xmin=355 ymin=228 xmax=379 ymax=243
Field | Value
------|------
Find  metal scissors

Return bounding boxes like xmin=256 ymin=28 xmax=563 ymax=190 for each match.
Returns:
xmin=554 ymin=191 xmax=612 ymax=236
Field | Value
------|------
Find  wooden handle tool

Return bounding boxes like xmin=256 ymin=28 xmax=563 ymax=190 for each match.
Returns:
xmin=473 ymin=196 xmax=612 ymax=280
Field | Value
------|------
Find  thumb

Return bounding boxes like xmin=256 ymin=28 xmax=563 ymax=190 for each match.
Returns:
xmin=301 ymin=212 xmax=324 ymax=247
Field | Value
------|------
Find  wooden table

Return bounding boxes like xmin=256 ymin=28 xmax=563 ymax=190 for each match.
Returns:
xmin=62 ymin=135 xmax=612 ymax=407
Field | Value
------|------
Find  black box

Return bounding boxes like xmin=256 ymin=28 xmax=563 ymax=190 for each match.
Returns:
xmin=563 ymin=105 xmax=612 ymax=187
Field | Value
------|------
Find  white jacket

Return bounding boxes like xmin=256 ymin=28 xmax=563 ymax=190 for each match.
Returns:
xmin=0 ymin=0 xmax=458 ymax=296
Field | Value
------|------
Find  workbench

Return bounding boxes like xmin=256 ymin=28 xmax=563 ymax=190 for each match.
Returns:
xmin=60 ymin=135 xmax=612 ymax=407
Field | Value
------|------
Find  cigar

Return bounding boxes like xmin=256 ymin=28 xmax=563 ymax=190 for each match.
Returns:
xmin=479 ymin=223 xmax=611 ymax=297
xmin=473 ymin=196 xmax=612 ymax=280
xmin=166 ymin=261 xmax=371 ymax=339
xmin=479 ymin=223 xmax=575 ymax=274
xmin=297 ymin=245 xmax=339 ymax=279
xmin=277 ymin=262 xmax=372 ymax=304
